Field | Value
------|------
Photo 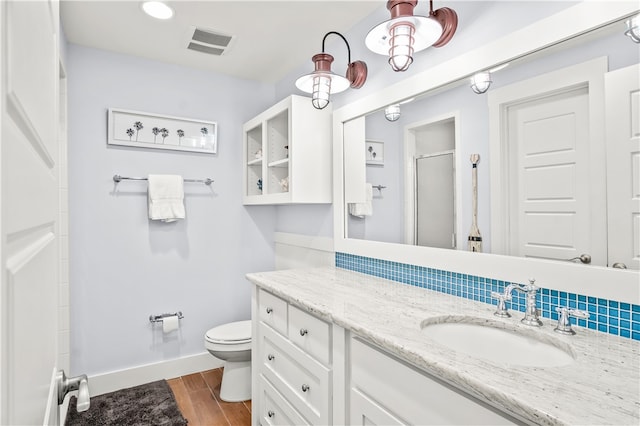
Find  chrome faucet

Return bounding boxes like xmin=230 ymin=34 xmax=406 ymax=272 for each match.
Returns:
xmin=518 ymin=279 xmax=543 ymax=326
xmin=491 ymin=284 xmax=518 ymax=318
xmin=491 ymin=278 xmax=542 ymax=326
xmin=554 ymin=306 xmax=590 ymax=335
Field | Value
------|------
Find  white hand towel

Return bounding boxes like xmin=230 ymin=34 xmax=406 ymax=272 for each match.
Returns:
xmin=147 ymin=175 xmax=185 ymax=222
xmin=348 ymin=183 xmax=373 ymax=218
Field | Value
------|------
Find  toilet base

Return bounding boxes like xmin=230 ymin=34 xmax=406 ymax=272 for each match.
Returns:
xmin=220 ymin=360 xmax=251 ymax=402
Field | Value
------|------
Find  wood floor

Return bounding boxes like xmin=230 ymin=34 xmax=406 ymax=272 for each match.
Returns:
xmin=168 ymin=368 xmax=251 ymax=426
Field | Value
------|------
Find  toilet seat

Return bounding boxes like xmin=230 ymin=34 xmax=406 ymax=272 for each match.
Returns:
xmin=205 ymin=320 xmax=251 ymax=344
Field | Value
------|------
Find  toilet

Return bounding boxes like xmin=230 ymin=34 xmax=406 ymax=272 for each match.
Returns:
xmin=204 ymin=320 xmax=252 ymax=402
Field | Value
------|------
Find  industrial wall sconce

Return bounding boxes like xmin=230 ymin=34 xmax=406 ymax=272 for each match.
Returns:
xmin=295 ymin=31 xmax=367 ymax=109
xmin=470 ymin=71 xmax=492 ymax=94
xmin=365 ymin=0 xmax=457 ymax=72
xmin=384 ymin=104 xmax=401 ymax=121
xmin=469 ymin=63 xmax=509 ymax=94
xmin=625 ymin=15 xmax=640 ymax=43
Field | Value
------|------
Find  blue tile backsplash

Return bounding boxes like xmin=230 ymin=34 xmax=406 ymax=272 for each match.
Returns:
xmin=336 ymin=252 xmax=640 ymax=341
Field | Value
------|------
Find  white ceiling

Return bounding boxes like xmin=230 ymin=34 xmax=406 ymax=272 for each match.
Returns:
xmin=61 ymin=0 xmax=382 ymax=83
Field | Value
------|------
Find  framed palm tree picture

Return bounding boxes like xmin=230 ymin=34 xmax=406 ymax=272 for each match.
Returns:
xmin=108 ymin=108 xmax=217 ymax=154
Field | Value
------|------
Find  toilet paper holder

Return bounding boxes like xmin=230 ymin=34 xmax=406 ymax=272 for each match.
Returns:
xmin=149 ymin=311 xmax=184 ymax=323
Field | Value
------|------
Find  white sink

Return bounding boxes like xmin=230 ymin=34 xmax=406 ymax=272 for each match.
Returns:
xmin=421 ymin=317 xmax=575 ymax=367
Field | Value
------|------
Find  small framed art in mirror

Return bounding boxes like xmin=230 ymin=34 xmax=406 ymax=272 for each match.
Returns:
xmin=365 ymin=140 xmax=384 ymax=166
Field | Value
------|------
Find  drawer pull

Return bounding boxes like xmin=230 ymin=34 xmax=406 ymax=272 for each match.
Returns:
xmin=266 ymin=307 xmax=273 ymax=314
xmin=299 ymin=328 xmax=308 ymax=336
xmin=268 ymin=410 xmax=275 ymax=418
xmin=267 ymin=354 xmax=275 ymax=361
xmin=301 ymin=384 xmax=310 ymax=392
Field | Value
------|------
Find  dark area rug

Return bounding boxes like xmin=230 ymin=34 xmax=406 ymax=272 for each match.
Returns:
xmin=65 ymin=379 xmax=187 ymax=426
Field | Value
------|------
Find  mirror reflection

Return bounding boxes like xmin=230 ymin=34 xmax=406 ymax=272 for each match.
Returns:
xmin=345 ymin=19 xmax=640 ymax=270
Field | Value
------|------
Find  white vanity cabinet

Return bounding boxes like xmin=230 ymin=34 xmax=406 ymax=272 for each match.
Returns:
xmin=242 ymin=95 xmax=332 ymax=205
xmin=253 ymin=287 xmax=519 ymax=426
xmin=349 ymin=337 xmax=518 ymax=426
xmin=254 ymin=288 xmax=332 ymax=425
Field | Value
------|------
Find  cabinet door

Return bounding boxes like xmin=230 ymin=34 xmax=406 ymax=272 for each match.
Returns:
xmin=350 ymin=337 xmax=517 ymax=425
xmin=350 ymin=388 xmax=404 ymax=426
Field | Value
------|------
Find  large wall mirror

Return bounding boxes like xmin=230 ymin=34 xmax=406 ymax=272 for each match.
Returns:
xmin=333 ymin=2 xmax=639 ymax=303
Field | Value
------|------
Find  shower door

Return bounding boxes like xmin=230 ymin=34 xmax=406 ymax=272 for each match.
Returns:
xmin=415 ymin=152 xmax=456 ymax=249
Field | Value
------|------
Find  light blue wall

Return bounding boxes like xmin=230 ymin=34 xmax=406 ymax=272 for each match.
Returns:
xmin=67 ymin=45 xmax=277 ymax=376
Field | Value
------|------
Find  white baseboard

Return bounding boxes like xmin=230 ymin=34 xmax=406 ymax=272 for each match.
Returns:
xmin=87 ymin=352 xmax=224 ymax=396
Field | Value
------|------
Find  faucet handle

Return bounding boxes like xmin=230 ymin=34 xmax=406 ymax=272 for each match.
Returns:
xmin=526 ymin=278 xmax=537 ymax=291
xmin=491 ymin=291 xmax=511 ymax=318
xmin=554 ymin=306 xmax=590 ymax=335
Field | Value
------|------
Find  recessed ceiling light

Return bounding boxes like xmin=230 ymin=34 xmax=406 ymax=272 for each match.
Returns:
xmin=142 ymin=1 xmax=174 ymax=20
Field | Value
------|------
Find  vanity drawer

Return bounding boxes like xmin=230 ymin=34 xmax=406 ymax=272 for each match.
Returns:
xmin=288 ymin=305 xmax=331 ymax=365
xmin=259 ymin=322 xmax=330 ymax=425
xmin=258 ymin=375 xmax=309 ymax=426
xmin=259 ymin=289 xmax=288 ymax=336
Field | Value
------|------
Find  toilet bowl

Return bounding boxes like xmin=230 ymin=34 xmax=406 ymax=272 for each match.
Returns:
xmin=204 ymin=320 xmax=252 ymax=402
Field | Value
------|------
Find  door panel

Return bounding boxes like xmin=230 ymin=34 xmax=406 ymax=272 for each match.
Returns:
xmin=7 ymin=233 xmax=57 ymax=423
xmin=605 ymin=64 xmax=640 ymax=270
xmin=6 ymin=1 xmax=56 ymax=163
xmin=1 ymin=0 xmax=61 ymax=424
xmin=507 ymin=87 xmax=598 ymax=262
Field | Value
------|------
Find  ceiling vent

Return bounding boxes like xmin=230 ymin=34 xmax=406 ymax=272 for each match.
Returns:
xmin=187 ymin=27 xmax=234 ymax=56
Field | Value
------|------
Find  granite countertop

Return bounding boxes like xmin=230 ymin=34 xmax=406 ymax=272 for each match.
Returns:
xmin=246 ymin=267 xmax=640 ymax=426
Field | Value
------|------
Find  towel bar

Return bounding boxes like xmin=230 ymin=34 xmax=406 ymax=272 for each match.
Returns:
xmin=149 ymin=311 xmax=184 ymax=323
xmin=114 ymin=174 xmax=213 ymax=185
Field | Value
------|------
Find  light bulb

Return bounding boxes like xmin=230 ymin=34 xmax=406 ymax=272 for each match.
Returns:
xmin=312 ymin=75 xmax=332 ymax=110
xmin=388 ymin=22 xmax=415 ymax=72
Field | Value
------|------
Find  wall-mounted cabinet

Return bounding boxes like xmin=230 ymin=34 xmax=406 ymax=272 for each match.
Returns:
xmin=243 ymin=95 xmax=332 ymax=205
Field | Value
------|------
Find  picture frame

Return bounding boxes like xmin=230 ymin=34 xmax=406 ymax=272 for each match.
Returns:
xmin=365 ymin=140 xmax=384 ymax=166
xmin=107 ymin=108 xmax=217 ymax=154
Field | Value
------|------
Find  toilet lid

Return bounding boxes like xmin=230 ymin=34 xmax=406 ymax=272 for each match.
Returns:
xmin=206 ymin=320 xmax=251 ymax=343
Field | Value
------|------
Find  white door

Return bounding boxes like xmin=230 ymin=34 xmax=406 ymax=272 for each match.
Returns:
xmin=489 ymin=58 xmax=607 ymax=265
xmin=1 ymin=1 xmax=62 ymax=424
xmin=605 ymin=64 xmax=640 ymax=270
xmin=508 ymin=88 xmax=596 ymax=261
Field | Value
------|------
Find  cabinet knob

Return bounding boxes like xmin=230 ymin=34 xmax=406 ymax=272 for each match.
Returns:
xmin=301 ymin=384 xmax=310 ymax=392
xmin=267 ymin=354 xmax=275 ymax=361
xmin=268 ymin=410 xmax=275 ymax=418
xmin=299 ymin=328 xmax=308 ymax=336
xmin=266 ymin=307 xmax=273 ymax=314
